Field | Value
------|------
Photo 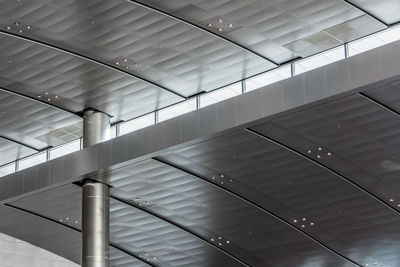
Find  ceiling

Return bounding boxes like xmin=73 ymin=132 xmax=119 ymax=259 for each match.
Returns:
xmin=0 ymin=0 xmax=399 ymax=165
xmin=2 ymin=1 xmax=400 ymax=266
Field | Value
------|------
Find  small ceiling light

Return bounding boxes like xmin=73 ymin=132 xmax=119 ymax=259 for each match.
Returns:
xmin=226 ymin=240 xmax=230 ymax=244
xmin=6 ymin=26 xmax=11 ymax=30
xmin=228 ymin=23 xmax=233 ymax=27
xmin=229 ymin=179 xmax=233 ymax=182
xmin=44 ymin=92 xmax=49 ymax=95
xmin=218 ymin=28 xmax=223 ymax=32
xmin=310 ymin=222 xmax=314 ymax=226
xmin=153 ymin=256 xmax=157 ymax=260
xmin=302 ymin=218 xmax=306 ymax=221
xmin=293 ymin=219 xmax=297 ymax=223
xmin=26 ymin=25 xmax=31 ymax=29
xmin=318 ymin=147 xmax=322 ymax=151
xmin=145 ymin=201 xmax=150 ymax=204
xmin=123 ymin=58 xmax=128 ymax=62
xmin=220 ymin=174 xmax=224 ymax=178
xmin=211 ymin=238 xmax=214 ymax=242
xmin=390 ymin=198 xmax=394 ymax=202
xmin=397 ymin=204 xmax=400 ymax=207
xmin=47 ymin=98 xmax=51 ymax=101
xmin=75 ymin=220 xmax=78 ymax=224
xmin=374 ymin=262 xmax=378 ymax=265
xmin=91 ymin=21 xmax=95 ymax=24
xmin=139 ymin=203 xmax=142 ymax=206
xmin=317 ymin=155 xmax=321 ymax=159
xmin=218 ymin=242 xmax=222 ymax=246
xmin=218 ymin=237 xmax=222 ymax=240
xmin=211 ymin=176 xmax=215 ymax=180
xmin=307 ymin=150 xmax=312 ymax=154
xmin=59 ymin=219 xmax=63 ymax=222
xmin=18 ymin=29 xmax=23 ymax=33
xmin=207 ymin=23 xmax=213 ymax=27
xmin=220 ymin=181 xmax=224 ymax=184
xmin=66 ymin=217 xmax=69 ymax=220
xmin=134 ymin=62 xmax=140 ymax=66
xmin=145 ymin=253 xmax=149 ymax=256
xmin=14 ymin=22 xmax=19 ymax=26
xmin=115 ymin=62 xmax=119 ymax=65
xmin=301 ymin=224 xmax=305 ymax=228
xmin=125 ymin=66 xmax=130 ymax=69
xmin=217 ymin=18 xmax=223 ymax=23
xmin=327 ymin=152 xmax=332 ymax=156
xmin=37 ymin=95 xmax=41 ymax=98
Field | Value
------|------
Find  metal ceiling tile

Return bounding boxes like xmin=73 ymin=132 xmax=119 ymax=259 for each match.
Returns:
xmin=167 ymin=129 xmax=400 ymax=266
xmin=109 ymin=246 xmax=151 ymax=267
xmin=0 ymin=90 xmax=81 ymax=149
xmin=0 ymin=0 xmax=276 ymax=96
xmin=0 ymin=137 xmax=37 ymax=166
xmin=347 ymin=0 xmax=400 ymax=25
xmin=108 ymin=159 xmax=356 ymax=267
xmin=0 ymin=205 xmax=81 ymax=264
xmin=132 ymin=0 xmax=368 ymax=62
xmin=0 ymin=33 xmax=182 ymax=122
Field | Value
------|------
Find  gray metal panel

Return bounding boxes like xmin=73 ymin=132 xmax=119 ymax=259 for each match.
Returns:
xmin=131 ymin=0 xmax=382 ymax=62
xmin=0 ymin=33 xmax=182 ymax=123
xmin=110 ymin=246 xmax=151 ymax=267
xmin=0 ymin=90 xmax=81 ymax=149
xmin=347 ymin=0 xmax=400 ymax=24
xmin=108 ymin=159 xmax=355 ymax=267
xmin=164 ymin=129 xmax=400 ymax=266
xmin=0 ymin=205 xmax=81 ymax=264
xmin=0 ymin=0 xmax=275 ymax=96
xmin=0 ymin=137 xmax=37 ymax=166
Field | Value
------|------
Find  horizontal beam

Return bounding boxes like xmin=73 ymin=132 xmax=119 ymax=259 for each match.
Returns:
xmin=0 ymin=135 xmax=39 ymax=152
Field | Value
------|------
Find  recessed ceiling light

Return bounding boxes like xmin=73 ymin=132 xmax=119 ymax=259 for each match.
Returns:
xmin=318 ymin=147 xmax=322 ymax=151
xmin=115 ymin=62 xmax=119 ymax=65
xmin=6 ymin=26 xmax=11 ymax=30
xmin=293 ymin=219 xmax=297 ymax=223
xmin=301 ymin=224 xmax=305 ymax=228
xmin=26 ymin=25 xmax=31 ymax=29
xmin=14 ymin=22 xmax=19 ymax=26
xmin=228 ymin=23 xmax=233 ymax=28
xmin=207 ymin=23 xmax=213 ymax=27
xmin=123 ymin=58 xmax=128 ymax=62
xmin=302 ymin=218 xmax=306 ymax=221
xmin=307 ymin=150 xmax=312 ymax=154
xmin=317 ymin=155 xmax=321 ymax=159
xmin=18 ymin=29 xmax=23 ymax=33
xmin=218 ymin=242 xmax=222 ymax=246
xmin=389 ymin=198 xmax=394 ymax=202
xmin=327 ymin=152 xmax=332 ymax=156
xmin=226 ymin=240 xmax=230 ymax=244
xmin=218 ymin=28 xmax=223 ymax=32
xmin=217 ymin=18 xmax=223 ymax=23
xmin=310 ymin=222 xmax=314 ymax=226
xmin=45 ymin=92 xmax=49 ymax=95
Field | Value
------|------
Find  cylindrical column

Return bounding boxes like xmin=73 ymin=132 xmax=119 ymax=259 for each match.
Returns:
xmin=83 ymin=109 xmax=110 ymax=148
xmin=82 ymin=109 xmax=110 ymax=267
xmin=82 ymin=181 xmax=110 ymax=267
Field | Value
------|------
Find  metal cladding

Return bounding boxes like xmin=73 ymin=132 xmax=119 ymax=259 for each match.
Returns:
xmin=1 ymin=1 xmax=400 ymax=267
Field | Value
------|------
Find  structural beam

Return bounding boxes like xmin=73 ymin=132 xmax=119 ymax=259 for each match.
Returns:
xmin=82 ymin=109 xmax=110 ymax=267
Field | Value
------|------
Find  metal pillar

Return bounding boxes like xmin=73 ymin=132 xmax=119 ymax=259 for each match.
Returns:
xmin=82 ymin=109 xmax=110 ymax=267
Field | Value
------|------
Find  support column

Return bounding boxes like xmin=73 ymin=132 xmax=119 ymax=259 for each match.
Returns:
xmin=82 ymin=109 xmax=110 ymax=267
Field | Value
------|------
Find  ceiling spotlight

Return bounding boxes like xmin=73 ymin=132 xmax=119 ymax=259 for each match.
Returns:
xmin=220 ymin=181 xmax=224 ymax=184
xmin=211 ymin=176 xmax=215 ymax=180
xmin=318 ymin=147 xmax=322 ymax=151
xmin=45 ymin=92 xmax=49 ymax=95
xmin=18 ymin=29 xmax=23 ymax=33
xmin=317 ymin=155 xmax=321 ymax=159
xmin=75 ymin=221 xmax=78 ymax=224
xmin=153 ymin=257 xmax=157 ymax=260
xmin=47 ymin=98 xmax=51 ymax=101
xmin=6 ymin=26 xmax=11 ymax=30
xmin=26 ymin=25 xmax=31 ymax=29
xmin=218 ymin=28 xmax=223 ymax=32
xmin=123 ymin=58 xmax=128 ymax=62
xmin=293 ymin=219 xmax=297 ymax=223
xmin=327 ymin=152 xmax=332 ymax=156
xmin=302 ymin=218 xmax=306 ymax=221
xmin=145 ymin=253 xmax=149 ymax=256
xmin=115 ymin=62 xmax=119 ymax=65
xmin=310 ymin=222 xmax=314 ymax=226
xmin=207 ymin=23 xmax=213 ymax=27
xmin=37 ymin=95 xmax=41 ymax=98
xmin=218 ymin=242 xmax=222 ymax=246
xmin=91 ymin=21 xmax=95 ymax=24
xmin=217 ymin=18 xmax=223 ymax=23
xmin=55 ymin=95 xmax=59 ymax=98
xmin=218 ymin=237 xmax=222 ymax=240
xmin=14 ymin=21 xmax=20 ymax=26
xmin=389 ymin=198 xmax=394 ymax=202
xmin=397 ymin=204 xmax=400 ymax=207
xmin=211 ymin=238 xmax=214 ymax=242
xmin=226 ymin=240 xmax=230 ymax=244
xmin=307 ymin=150 xmax=312 ymax=154
xmin=220 ymin=174 xmax=224 ymax=178
xmin=301 ymin=224 xmax=305 ymax=228
xmin=228 ymin=23 xmax=233 ymax=27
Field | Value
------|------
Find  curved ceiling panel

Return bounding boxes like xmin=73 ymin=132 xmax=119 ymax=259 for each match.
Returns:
xmin=0 ymin=34 xmax=182 ymax=122
xmin=0 ymin=137 xmax=37 ymax=166
xmin=0 ymin=0 xmax=276 ymax=97
xmin=109 ymin=246 xmax=151 ymax=267
xmin=131 ymin=0 xmax=386 ymax=61
xmin=108 ymin=159 xmax=355 ymax=267
xmin=0 ymin=90 xmax=81 ymax=149
xmin=347 ymin=0 xmax=400 ymax=25
xmin=164 ymin=130 xmax=400 ymax=267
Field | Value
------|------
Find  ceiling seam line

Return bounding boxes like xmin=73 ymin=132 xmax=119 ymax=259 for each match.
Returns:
xmin=245 ymin=128 xmax=400 ymax=216
xmin=0 ymin=87 xmax=81 ymax=118
xmin=0 ymin=135 xmax=39 ymax=152
xmin=342 ymin=0 xmax=389 ymax=26
xmin=3 ymin=203 xmax=155 ymax=267
xmin=125 ymin=0 xmax=279 ymax=66
xmin=0 ymin=31 xmax=187 ymax=100
xmin=358 ymin=92 xmax=400 ymax=117
xmin=111 ymin=195 xmax=251 ymax=267
xmin=153 ymin=157 xmax=361 ymax=267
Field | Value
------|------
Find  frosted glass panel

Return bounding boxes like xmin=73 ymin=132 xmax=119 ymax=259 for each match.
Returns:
xmin=200 ymin=83 xmax=242 ymax=108
xmin=246 ymin=66 xmax=291 ymax=92
xmin=19 ymin=152 xmax=47 ymax=170
xmin=158 ymin=99 xmax=196 ymax=122
xmin=295 ymin=46 xmax=345 ymax=75
xmin=50 ymin=139 xmax=81 ymax=160
xmin=0 ymin=163 xmax=15 ymax=177
xmin=120 ymin=113 xmax=155 ymax=136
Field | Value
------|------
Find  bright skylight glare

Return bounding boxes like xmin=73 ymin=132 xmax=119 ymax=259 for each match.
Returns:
xmin=158 ymin=99 xmax=197 ymax=122
xmin=246 ymin=65 xmax=291 ymax=92
xmin=200 ymin=82 xmax=242 ymax=108
xmin=18 ymin=152 xmax=47 ymax=171
xmin=50 ymin=139 xmax=80 ymax=160
xmin=0 ymin=163 xmax=15 ymax=177
xmin=120 ymin=113 xmax=155 ymax=136
xmin=295 ymin=46 xmax=345 ymax=75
